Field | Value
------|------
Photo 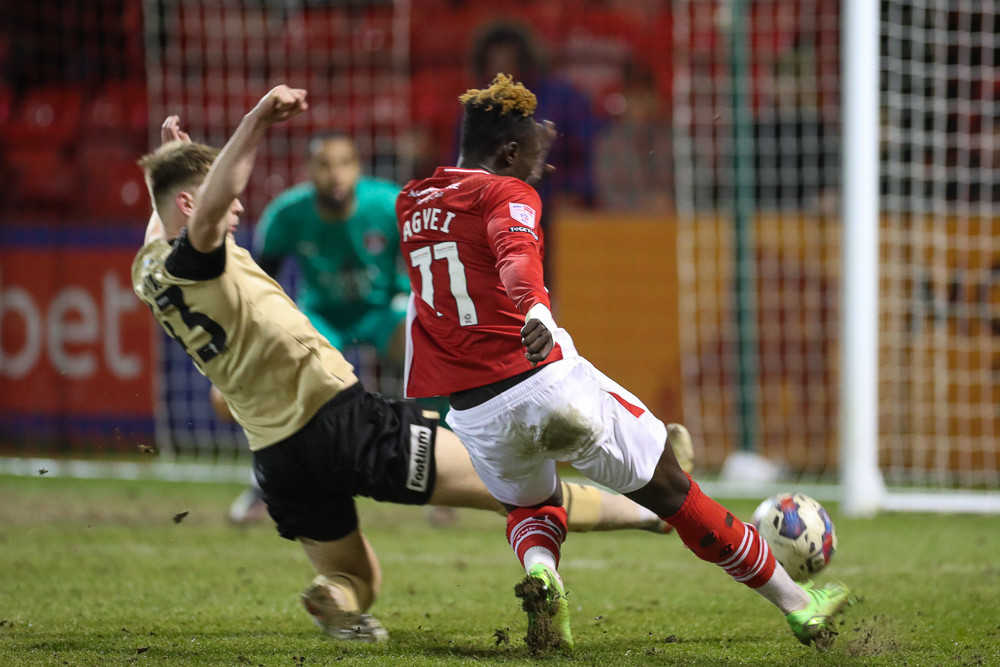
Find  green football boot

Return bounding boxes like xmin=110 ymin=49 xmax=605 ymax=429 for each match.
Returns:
xmin=786 ymin=580 xmax=851 ymax=650
xmin=514 ymin=563 xmax=573 ymax=652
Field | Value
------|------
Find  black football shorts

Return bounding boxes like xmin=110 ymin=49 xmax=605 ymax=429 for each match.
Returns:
xmin=252 ymin=383 xmax=439 ymax=541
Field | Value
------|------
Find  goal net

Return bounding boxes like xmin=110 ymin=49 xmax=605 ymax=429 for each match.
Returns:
xmin=672 ymin=0 xmax=842 ymax=481
xmin=143 ymin=0 xmax=411 ymax=460
xmin=879 ymin=1 xmax=1000 ymax=503
xmin=673 ymin=0 xmax=1000 ymax=510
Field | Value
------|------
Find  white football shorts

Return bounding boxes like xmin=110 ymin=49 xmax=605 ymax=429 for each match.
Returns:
xmin=445 ymin=331 xmax=668 ymax=507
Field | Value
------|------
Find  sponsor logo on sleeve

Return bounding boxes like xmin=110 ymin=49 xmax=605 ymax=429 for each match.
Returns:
xmin=406 ymin=424 xmax=433 ymax=492
xmin=508 ymin=202 xmax=537 ymax=228
xmin=508 ymin=226 xmax=539 ymax=240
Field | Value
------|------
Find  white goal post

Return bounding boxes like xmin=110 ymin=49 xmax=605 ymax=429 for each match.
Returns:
xmin=846 ymin=0 xmax=1000 ymax=515
xmin=839 ymin=0 xmax=884 ymax=516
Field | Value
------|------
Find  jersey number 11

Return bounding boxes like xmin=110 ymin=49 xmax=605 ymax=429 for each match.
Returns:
xmin=409 ymin=241 xmax=479 ymax=327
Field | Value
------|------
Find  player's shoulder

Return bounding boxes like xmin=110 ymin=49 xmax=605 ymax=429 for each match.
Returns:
xmin=132 ymin=238 xmax=170 ymax=274
xmin=399 ymin=172 xmax=437 ymax=197
xmin=258 ymin=183 xmax=316 ymax=240
xmin=357 ymin=176 xmax=400 ymax=199
xmin=265 ymin=182 xmax=316 ymax=213
xmin=131 ymin=239 xmax=171 ymax=297
xmin=481 ymin=174 xmax=540 ymax=209
xmin=430 ymin=167 xmax=535 ymax=197
xmin=401 ymin=167 xmax=513 ymax=199
xmin=489 ymin=173 xmax=536 ymax=196
xmin=356 ymin=177 xmax=402 ymax=217
xmin=397 ymin=173 xmax=437 ymax=207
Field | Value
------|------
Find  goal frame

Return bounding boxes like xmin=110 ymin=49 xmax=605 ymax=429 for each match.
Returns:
xmin=840 ymin=0 xmax=1000 ymax=516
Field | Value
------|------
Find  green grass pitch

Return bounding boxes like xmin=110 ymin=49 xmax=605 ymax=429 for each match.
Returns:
xmin=1 ymin=474 xmax=998 ymax=666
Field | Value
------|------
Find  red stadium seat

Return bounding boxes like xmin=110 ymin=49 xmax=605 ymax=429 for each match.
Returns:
xmin=410 ymin=10 xmax=480 ymax=68
xmin=77 ymin=135 xmax=136 ymax=167
xmin=282 ymin=8 xmax=351 ymax=53
xmin=83 ymin=159 xmax=149 ymax=222
xmin=409 ymin=68 xmax=466 ymax=126
xmin=0 ymin=84 xmax=12 ymax=127
xmin=1 ymin=85 xmax=84 ymax=152
xmin=83 ymin=81 xmax=148 ymax=134
xmin=81 ymin=81 xmax=148 ymax=157
xmin=5 ymin=149 xmax=80 ymax=210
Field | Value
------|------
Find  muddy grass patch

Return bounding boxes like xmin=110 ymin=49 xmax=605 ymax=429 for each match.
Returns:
xmin=844 ymin=614 xmax=901 ymax=657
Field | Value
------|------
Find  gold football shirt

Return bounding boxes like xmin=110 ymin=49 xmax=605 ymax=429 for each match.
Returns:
xmin=132 ymin=235 xmax=357 ymax=451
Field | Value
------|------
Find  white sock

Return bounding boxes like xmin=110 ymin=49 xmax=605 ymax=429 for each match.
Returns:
xmin=523 ymin=546 xmax=560 ymax=584
xmin=753 ymin=563 xmax=811 ymax=614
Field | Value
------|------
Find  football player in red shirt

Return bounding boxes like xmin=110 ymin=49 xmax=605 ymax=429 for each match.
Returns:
xmin=397 ymin=74 xmax=849 ymax=652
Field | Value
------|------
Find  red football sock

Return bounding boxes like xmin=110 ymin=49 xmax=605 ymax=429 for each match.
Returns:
xmin=506 ymin=505 xmax=568 ymax=569
xmin=665 ymin=475 xmax=776 ymax=588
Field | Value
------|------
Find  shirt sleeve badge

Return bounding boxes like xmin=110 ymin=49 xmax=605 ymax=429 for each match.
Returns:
xmin=508 ymin=202 xmax=537 ymax=229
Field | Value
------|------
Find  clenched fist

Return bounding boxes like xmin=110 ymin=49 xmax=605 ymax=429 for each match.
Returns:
xmin=253 ymin=85 xmax=308 ymax=125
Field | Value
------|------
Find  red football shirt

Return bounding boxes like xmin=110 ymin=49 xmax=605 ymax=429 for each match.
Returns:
xmin=397 ymin=167 xmax=562 ymax=397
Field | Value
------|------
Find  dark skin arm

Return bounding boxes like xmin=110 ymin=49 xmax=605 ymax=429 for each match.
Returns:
xmin=520 ymin=120 xmax=557 ymax=366
xmin=461 ymin=118 xmax=558 ymax=367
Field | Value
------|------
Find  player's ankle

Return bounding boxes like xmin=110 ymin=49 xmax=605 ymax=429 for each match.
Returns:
xmin=755 ymin=567 xmax=811 ymax=615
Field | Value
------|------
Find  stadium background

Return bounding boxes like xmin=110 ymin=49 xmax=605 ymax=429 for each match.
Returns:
xmin=0 ymin=1 xmax=997 ymax=503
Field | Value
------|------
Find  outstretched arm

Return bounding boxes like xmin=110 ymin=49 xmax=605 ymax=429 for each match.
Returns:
xmin=187 ymin=85 xmax=308 ymax=253
xmin=486 ymin=181 xmax=556 ymax=365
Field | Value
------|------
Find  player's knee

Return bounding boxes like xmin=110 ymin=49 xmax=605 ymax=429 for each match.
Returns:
xmin=653 ymin=455 xmax=691 ymax=495
xmin=651 ymin=458 xmax=691 ymax=510
xmin=626 ymin=451 xmax=692 ymax=517
xmin=501 ymin=484 xmax=563 ymax=514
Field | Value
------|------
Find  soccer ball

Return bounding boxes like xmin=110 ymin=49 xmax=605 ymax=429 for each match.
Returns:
xmin=750 ymin=492 xmax=837 ymax=582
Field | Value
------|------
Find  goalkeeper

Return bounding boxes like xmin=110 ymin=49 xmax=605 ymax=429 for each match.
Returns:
xmin=254 ymin=131 xmax=408 ymax=366
xmin=134 ymin=89 xmax=691 ymax=642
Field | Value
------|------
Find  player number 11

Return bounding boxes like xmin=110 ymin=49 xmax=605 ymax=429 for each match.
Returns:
xmin=409 ymin=241 xmax=479 ymax=326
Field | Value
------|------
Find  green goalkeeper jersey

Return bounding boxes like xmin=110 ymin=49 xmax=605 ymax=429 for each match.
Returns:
xmin=254 ymin=177 xmax=409 ymax=351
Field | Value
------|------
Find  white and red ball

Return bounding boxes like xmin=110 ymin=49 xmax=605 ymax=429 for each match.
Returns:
xmin=751 ymin=492 xmax=837 ymax=582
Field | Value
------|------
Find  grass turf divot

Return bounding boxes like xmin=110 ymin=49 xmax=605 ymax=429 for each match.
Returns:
xmin=513 ymin=574 xmax=561 ymax=653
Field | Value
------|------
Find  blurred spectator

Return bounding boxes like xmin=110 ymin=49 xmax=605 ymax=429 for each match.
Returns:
xmin=595 ymin=61 xmax=673 ymax=211
xmin=470 ymin=20 xmax=602 ymax=208
xmin=467 ymin=20 xmax=603 ymax=295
